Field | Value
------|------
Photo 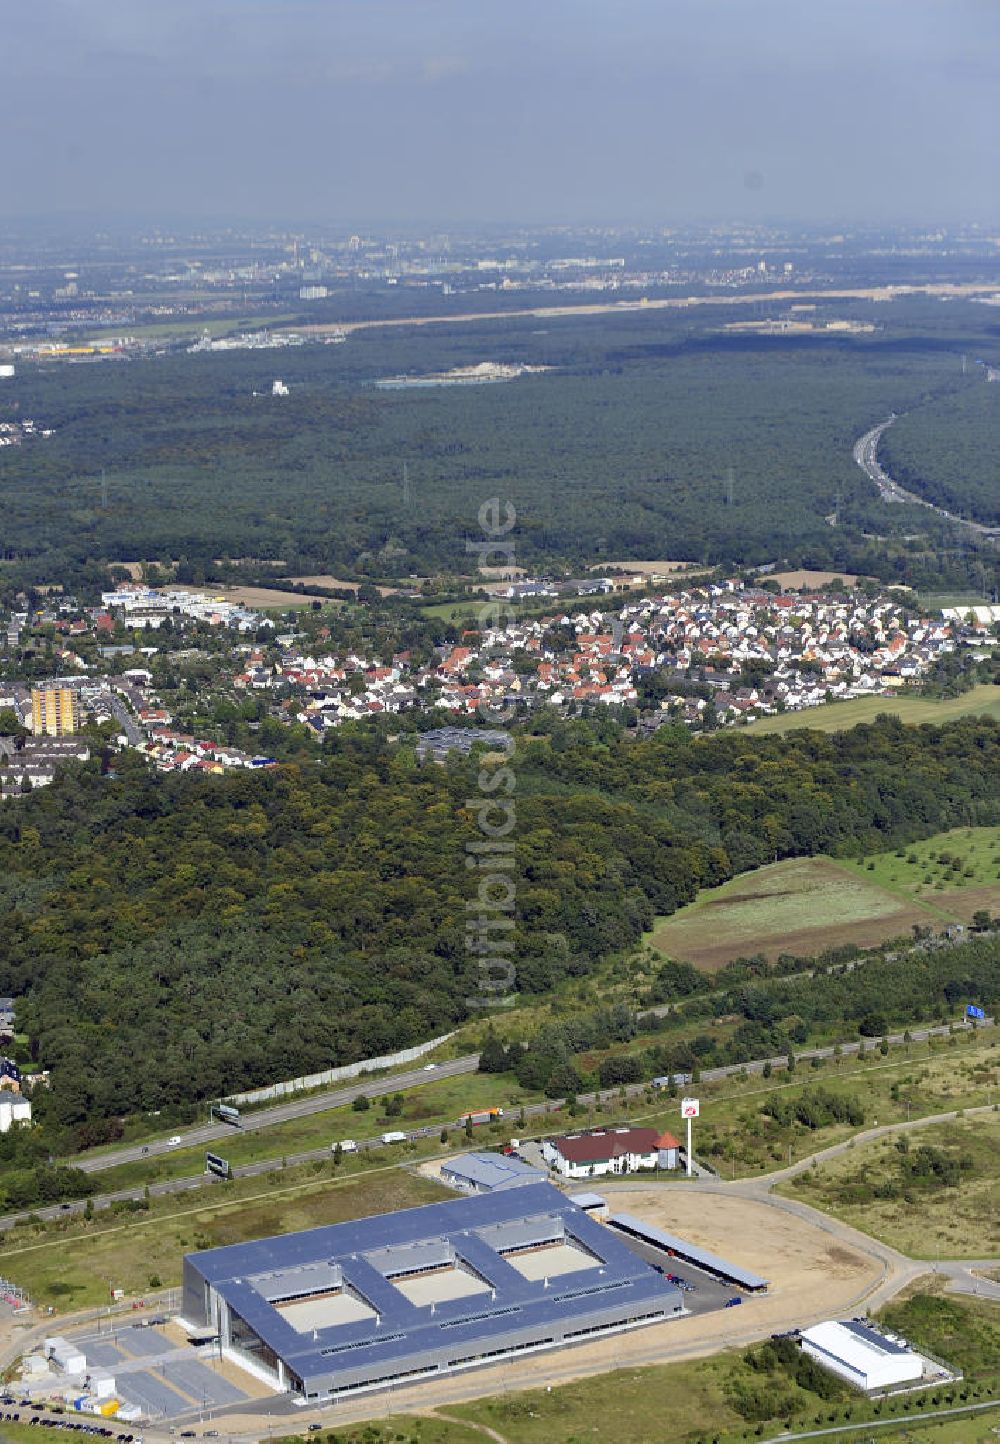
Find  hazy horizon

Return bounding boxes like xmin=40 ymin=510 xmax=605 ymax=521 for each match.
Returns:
xmin=6 ymin=0 xmax=1000 ymax=228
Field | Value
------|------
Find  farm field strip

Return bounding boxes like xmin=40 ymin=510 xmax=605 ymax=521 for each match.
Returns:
xmin=646 ymin=855 xmax=952 ymax=970
xmin=745 ymin=685 xmax=1000 ymax=735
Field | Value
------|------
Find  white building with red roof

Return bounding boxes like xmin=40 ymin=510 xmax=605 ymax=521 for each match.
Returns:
xmin=542 ymin=1126 xmax=680 ymax=1180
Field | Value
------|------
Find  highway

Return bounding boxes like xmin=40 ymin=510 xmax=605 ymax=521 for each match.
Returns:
xmin=854 ymin=416 xmax=1000 ymax=540
xmin=1 ymin=1017 xmax=987 ymax=1235
xmin=70 ymin=1054 xmax=479 ymax=1174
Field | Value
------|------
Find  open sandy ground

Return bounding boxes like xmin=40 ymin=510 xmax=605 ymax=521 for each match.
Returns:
xmin=170 ymin=582 xmax=331 ymax=609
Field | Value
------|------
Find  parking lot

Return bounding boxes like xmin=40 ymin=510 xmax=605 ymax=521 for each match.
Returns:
xmin=60 ymin=1323 xmax=252 ymax=1423
xmin=612 ymin=1231 xmax=746 ymax=1316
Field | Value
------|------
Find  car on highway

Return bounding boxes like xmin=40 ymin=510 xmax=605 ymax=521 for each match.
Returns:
xmin=422 ymin=1062 xmax=437 ymax=1070
xmin=168 ymin=1136 xmax=182 ymax=1147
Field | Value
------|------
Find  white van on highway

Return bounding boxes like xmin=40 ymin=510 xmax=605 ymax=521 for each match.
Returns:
xmin=381 ymin=1131 xmax=407 ymax=1145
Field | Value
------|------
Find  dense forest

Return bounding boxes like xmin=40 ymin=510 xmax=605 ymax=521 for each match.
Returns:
xmin=1 ymin=298 xmax=997 ymax=592
xmin=881 ymin=379 xmax=1000 ymax=527
xmin=480 ymin=934 xmax=1000 ymax=1098
xmin=1 ymin=713 xmax=998 ymax=1122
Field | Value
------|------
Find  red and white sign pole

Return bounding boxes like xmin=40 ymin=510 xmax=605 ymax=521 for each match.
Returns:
xmin=681 ymin=1097 xmax=699 ymax=1177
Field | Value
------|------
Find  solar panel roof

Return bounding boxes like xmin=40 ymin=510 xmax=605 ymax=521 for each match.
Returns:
xmin=186 ymin=1183 xmax=677 ymax=1388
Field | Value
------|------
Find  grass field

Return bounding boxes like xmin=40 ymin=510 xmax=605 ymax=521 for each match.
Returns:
xmin=646 ymin=855 xmax=941 ymax=969
xmin=745 ymin=684 xmax=1000 ymax=736
xmin=780 ymin=1113 xmax=1000 ymax=1259
xmin=682 ymin=1032 xmax=999 ymax=1177
xmin=335 ymin=1291 xmax=1000 ymax=1444
xmin=844 ymin=827 xmax=1000 ymax=923
xmin=0 ymin=1165 xmax=446 ymax=1311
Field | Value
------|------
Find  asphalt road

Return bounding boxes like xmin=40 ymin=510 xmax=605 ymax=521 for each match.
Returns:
xmin=4 ymin=1018 xmax=987 ymax=1235
xmin=71 ymin=1054 xmax=479 ymax=1174
xmin=71 ymin=1016 xmax=987 ymax=1178
xmin=104 ymin=689 xmax=144 ymax=746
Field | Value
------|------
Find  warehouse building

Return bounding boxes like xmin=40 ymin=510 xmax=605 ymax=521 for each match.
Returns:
xmin=181 ymin=1183 xmax=681 ymax=1400
xmin=800 ymin=1321 xmax=924 ymax=1392
xmin=440 ymin=1151 xmax=547 ymax=1194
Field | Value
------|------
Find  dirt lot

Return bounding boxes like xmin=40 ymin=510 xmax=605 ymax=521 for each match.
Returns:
xmin=587 ymin=559 xmax=698 ymax=575
xmin=595 ymin=1186 xmax=884 ymax=1340
xmin=931 ymin=883 xmax=1000 ymax=925
xmin=170 ymin=582 xmax=330 ymax=608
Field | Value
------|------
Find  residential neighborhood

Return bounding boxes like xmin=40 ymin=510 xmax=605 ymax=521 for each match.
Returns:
xmin=0 ymin=573 xmax=990 ymax=794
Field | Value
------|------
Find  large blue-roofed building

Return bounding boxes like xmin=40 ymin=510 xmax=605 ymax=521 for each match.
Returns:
xmin=181 ymin=1182 xmax=681 ymax=1400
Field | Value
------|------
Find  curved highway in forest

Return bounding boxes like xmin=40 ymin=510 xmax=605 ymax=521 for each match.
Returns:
xmin=854 ymin=414 xmax=1000 ymax=541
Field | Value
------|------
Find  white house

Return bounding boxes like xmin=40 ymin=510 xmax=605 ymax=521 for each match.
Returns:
xmin=542 ymin=1127 xmax=680 ymax=1180
xmin=0 ymin=1097 xmax=30 ymax=1132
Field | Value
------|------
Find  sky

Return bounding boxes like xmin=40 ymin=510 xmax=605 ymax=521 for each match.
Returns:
xmin=6 ymin=0 xmax=999 ymax=228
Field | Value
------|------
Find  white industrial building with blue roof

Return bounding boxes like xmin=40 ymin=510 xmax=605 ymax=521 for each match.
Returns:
xmin=181 ymin=1182 xmax=683 ymax=1401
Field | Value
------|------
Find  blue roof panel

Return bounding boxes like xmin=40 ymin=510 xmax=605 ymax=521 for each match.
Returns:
xmin=187 ymin=1183 xmax=679 ymax=1388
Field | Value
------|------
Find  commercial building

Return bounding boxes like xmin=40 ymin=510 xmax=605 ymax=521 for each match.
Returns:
xmin=800 ymin=1321 xmax=924 ymax=1391
xmin=181 ymin=1182 xmax=681 ymax=1401
xmin=440 ymin=1151 xmax=547 ymax=1194
xmin=542 ymin=1127 xmax=680 ymax=1180
xmin=31 ymin=686 xmax=80 ymax=737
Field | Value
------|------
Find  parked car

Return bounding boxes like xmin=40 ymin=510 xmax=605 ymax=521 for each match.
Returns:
xmin=725 ymin=1295 xmax=743 ymax=1307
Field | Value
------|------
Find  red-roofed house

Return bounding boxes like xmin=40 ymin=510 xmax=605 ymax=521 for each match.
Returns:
xmin=541 ymin=1126 xmax=680 ymax=1179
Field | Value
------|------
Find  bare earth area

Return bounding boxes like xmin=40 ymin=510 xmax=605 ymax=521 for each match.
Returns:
xmin=769 ymin=568 xmax=865 ymax=589
xmin=170 ymin=582 xmax=331 ymax=608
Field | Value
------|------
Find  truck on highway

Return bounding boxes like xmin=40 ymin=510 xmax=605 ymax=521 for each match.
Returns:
xmin=331 ymin=1139 xmax=358 ymax=1154
xmin=459 ymin=1107 xmax=504 ymax=1126
xmin=381 ymin=1131 xmax=407 ymax=1145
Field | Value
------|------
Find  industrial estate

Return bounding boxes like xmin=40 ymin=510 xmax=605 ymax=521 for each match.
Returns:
xmin=1 ymin=4 xmax=999 ymax=1438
